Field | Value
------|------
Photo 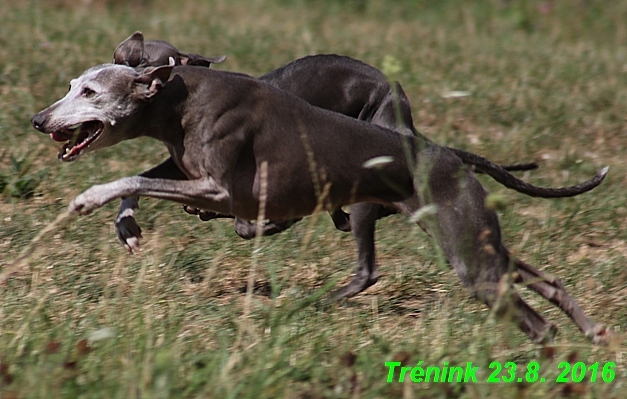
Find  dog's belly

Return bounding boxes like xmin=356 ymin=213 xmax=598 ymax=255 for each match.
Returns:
xmin=230 ymin=174 xmax=319 ymax=221
xmin=231 ymin=175 xmax=398 ymax=222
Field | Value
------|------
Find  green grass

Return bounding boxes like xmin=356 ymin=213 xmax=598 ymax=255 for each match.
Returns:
xmin=1 ymin=0 xmax=626 ymax=397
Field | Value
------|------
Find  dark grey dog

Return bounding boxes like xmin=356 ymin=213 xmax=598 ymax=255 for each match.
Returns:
xmin=112 ymin=33 xmax=607 ymax=301
xmin=31 ymin=59 xmax=609 ymax=344
xmin=113 ymin=35 xmax=227 ymax=68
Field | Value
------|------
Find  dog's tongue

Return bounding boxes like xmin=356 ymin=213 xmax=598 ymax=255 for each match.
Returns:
xmin=50 ymin=131 xmax=71 ymax=142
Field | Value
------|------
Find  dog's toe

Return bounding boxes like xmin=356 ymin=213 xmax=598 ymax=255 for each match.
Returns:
xmin=183 ymin=205 xmax=200 ymax=215
xmin=115 ymin=214 xmax=143 ymax=253
xmin=588 ymin=324 xmax=611 ymax=345
xmin=68 ymin=199 xmax=84 ymax=215
xmin=125 ymin=236 xmax=141 ymax=254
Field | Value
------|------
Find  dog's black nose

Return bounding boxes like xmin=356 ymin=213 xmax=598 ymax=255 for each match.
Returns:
xmin=31 ymin=113 xmax=46 ymax=132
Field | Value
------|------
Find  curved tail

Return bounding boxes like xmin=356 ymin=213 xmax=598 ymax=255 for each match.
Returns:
xmin=451 ymin=148 xmax=608 ymax=198
xmin=488 ymin=162 xmax=538 ymax=173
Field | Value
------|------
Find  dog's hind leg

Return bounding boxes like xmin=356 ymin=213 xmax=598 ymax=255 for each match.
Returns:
xmin=405 ymin=147 xmax=559 ymax=342
xmin=331 ymin=203 xmax=380 ymax=300
xmin=330 ymin=209 xmax=352 ymax=232
xmin=182 ymin=207 xmax=240 ymax=223
xmin=514 ymin=259 xmax=609 ymax=344
xmin=331 ymin=203 xmax=399 ymax=301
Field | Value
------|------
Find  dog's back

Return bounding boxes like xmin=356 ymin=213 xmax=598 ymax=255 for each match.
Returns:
xmin=259 ymin=54 xmax=416 ymax=136
xmin=164 ymin=66 xmax=419 ymax=218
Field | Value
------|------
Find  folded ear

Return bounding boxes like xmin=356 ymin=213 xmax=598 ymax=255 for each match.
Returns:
xmin=180 ymin=53 xmax=227 ymax=67
xmin=113 ymin=31 xmax=145 ymax=67
xmin=133 ymin=65 xmax=174 ymax=100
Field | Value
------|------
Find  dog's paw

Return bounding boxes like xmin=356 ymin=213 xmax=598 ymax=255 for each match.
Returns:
xmin=69 ymin=195 xmax=96 ymax=215
xmin=198 ymin=210 xmax=220 ymax=221
xmin=183 ymin=205 xmax=221 ymax=222
xmin=115 ymin=215 xmax=142 ymax=254
xmin=70 ymin=185 xmax=112 ymax=215
xmin=183 ymin=205 xmax=201 ymax=215
xmin=588 ymin=324 xmax=612 ymax=346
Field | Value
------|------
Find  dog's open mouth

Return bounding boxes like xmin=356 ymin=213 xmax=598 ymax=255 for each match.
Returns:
xmin=51 ymin=121 xmax=104 ymax=162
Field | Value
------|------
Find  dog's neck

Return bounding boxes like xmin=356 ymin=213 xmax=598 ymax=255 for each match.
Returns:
xmin=129 ymin=73 xmax=189 ymax=147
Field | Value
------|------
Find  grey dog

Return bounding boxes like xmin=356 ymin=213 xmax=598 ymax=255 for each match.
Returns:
xmin=112 ymin=33 xmax=607 ymax=302
xmin=31 ymin=52 xmax=609 ymax=343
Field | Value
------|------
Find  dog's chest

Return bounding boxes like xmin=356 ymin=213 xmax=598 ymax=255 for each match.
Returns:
xmin=165 ymin=144 xmax=203 ymax=180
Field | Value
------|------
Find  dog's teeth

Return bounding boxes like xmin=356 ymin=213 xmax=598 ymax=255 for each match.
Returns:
xmin=68 ymin=123 xmax=82 ymax=130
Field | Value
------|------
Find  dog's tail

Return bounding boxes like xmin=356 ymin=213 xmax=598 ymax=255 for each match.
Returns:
xmin=487 ymin=162 xmax=538 ymax=173
xmin=451 ymin=149 xmax=609 ymax=198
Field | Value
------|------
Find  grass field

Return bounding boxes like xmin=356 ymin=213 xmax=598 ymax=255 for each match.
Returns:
xmin=1 ymin=0 xmax=626 ymax=397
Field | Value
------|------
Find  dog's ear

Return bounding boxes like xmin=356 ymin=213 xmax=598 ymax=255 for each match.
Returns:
xmin=133 ymin=65 xmax=174 ymax=100
xmin=113 ymin=31 xmax=145 ymax=67
xmin=180 ymin=53 xmax=227 ymax=67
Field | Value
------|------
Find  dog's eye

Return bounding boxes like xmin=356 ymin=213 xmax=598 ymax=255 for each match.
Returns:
xmin=82 ymin=87 xmax=96 ymax=97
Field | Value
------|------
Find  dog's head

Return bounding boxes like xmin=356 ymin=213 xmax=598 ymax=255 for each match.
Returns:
xmin=31 ymin=63 xmax=173 ymax=162
xmin=113 ymin=31 xmax=226 ymax=68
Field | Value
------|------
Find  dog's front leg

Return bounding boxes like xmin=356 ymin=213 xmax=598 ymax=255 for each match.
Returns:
xmin=115 ymin=197 xmax=142 ymax=253
xmin=71 ymin=176 xmax=231 ymax=217
xmin=114 ymin=158 xmax=189 ymax=253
